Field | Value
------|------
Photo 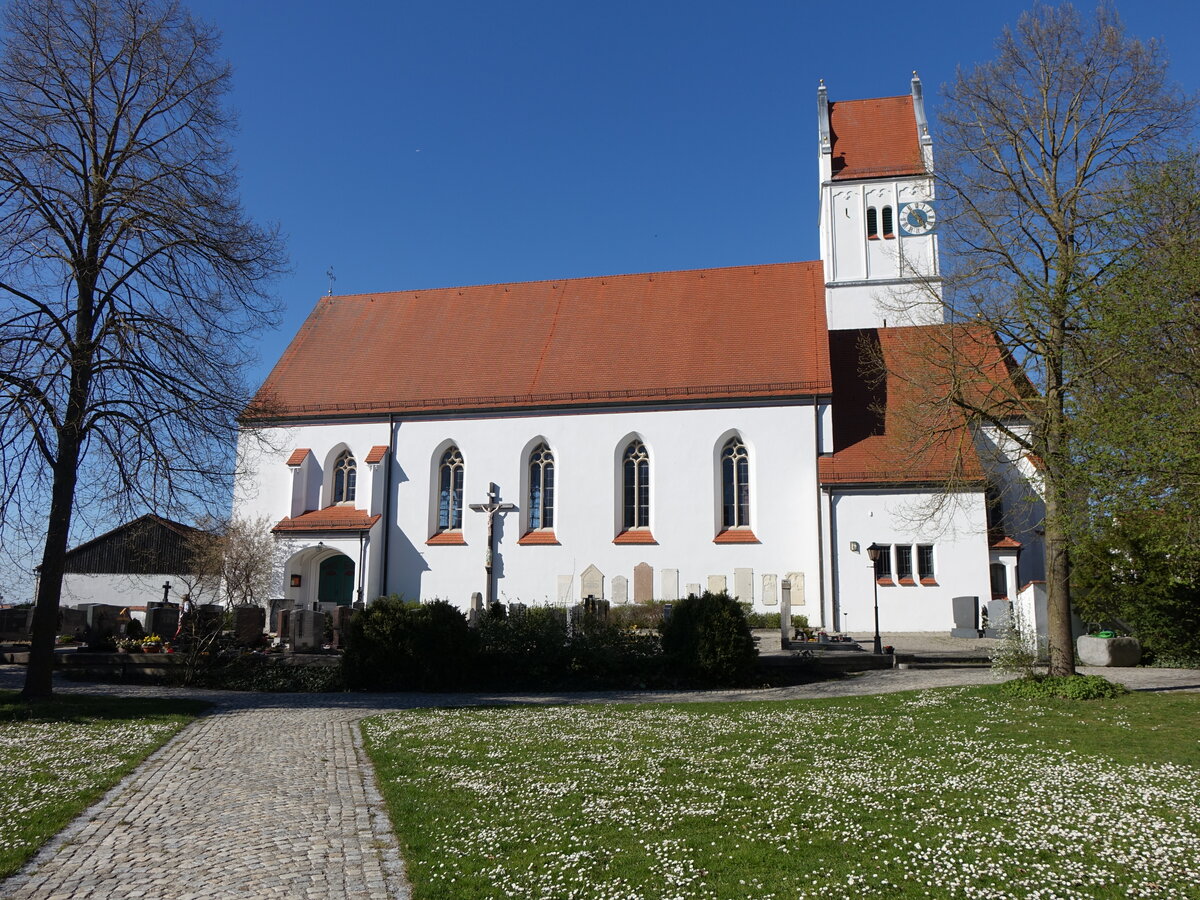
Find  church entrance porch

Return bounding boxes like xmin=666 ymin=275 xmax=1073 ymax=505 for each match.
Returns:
xmin=281 ymin=544 xmax=362 ymax=610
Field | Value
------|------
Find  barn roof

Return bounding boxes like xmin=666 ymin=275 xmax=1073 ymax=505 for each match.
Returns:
xmin=249 ymin=261 xmax=832 ymax=420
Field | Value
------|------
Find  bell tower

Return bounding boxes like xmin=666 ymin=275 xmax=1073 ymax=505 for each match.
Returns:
xmin=818 ymin=74 xmax=942 ymax=330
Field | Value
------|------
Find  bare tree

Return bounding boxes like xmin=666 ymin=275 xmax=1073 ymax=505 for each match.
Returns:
xmin=915 ymin=3 xmax=1195 ymax=675
xmin=0 ymin=0 xmax=286 ymax=698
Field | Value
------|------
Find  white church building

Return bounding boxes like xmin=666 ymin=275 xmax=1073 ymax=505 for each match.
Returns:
xmin=233 ymin=76 xmax=1045 ymax=634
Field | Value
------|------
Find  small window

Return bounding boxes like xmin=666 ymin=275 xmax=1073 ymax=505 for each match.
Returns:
xmin=622 ymin=441 xmax=650 ymax=529
xmin=990 ymin=563 xmax=1008 ymax=599
xmin=896 ymin=545 xmax=913 ymax=581
xmin=721 ymin=437 xmax=750 ymax=529
xmin=873 ymin=544 xmax=893 ymax=580
xmin=866 ymin=206 xmax=878 ymax=240
xmin=918 ymin=545 xmax=935 ymax=581
xmin=881 ymin=205 xmax=894 ymax=239
xmin=333 ymin=450 xmax=356 ymax=503
xmin=437 ymin=447 xmax=464 ymax=531
xmin=529 ymin=443 xmax=555 ymax=530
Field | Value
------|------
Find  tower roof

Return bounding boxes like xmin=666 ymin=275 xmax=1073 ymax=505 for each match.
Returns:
xmin=250 ymin=261 xmax=832 ymax=420
xmin=828 ymin=94 xmax=926 ymax=180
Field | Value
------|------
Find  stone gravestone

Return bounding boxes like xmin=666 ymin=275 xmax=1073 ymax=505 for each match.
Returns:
xmin=231 ymin=605 xmax=266 ymax=646
xmin=685 ymin=583 xmax=701 ymax=598
xmin=275 ymin=607 xmax=292 ymax=643
xmin=58 ymin=607 xmax=87 ymax=640
xmin=660 ymin=569 xmax=679 ymax=602
xmin=733 ymin=568 xmax=753 ymax=603
xmin=633 ymin=563 xmax=654 ymax=604
xmin=556 ymin=577 xmax=573 ymax=605
xmin=0 ymin=607 xmax=32 ymax=642
xmin=762 ymin=574 xmax=778 ymax=607
xmin=82 ymin=604 xmax=122 ymax=646
xmin=612 ymin=576 xmax=629 ymax=605
xmin=331 ymin=606 xmax=355 ymax=648
xmin=469 ymin=592 xmax=484 ymax=627
xmin=145 ymin=604 xmax=179 ymax=642
xmin=983 ymin=598 xmax=1011 ymax=638
xmin=580 ymin=564 xmax=604 ymax=601
xmin=707 ymin=574 xmax=727 ymax=594
xmin=291 ymin=608 xmax=324 ymax=651
xmin=780 ymin=579 xmax=792 ymax=648
xmin=951 ymin=596 xmax=980 ymax=638
xmin=786 ymin=572 xmax=805 ymax=607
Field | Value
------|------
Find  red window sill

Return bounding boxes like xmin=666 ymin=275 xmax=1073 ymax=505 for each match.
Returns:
xmin=921 ymin=577 xmax=939 ymax=586
xmin=898 ymin=577 xmax=916 ymax=586
xmin=867 ymin=235 xmax=880 ymax=241
xmin=614 ymin=530 xmax=657 ymax=545
xmin=883 ymin=233 xmax=895 ymax=240
xmin=519 ymin=530 xmax=560 ymax=546
xmin=714 ymin=529 xmax=759 ymax=544
xmin=877 ymin=577 xmax=895 ymax=586
xmin=426 ymin=531 xmax=466 ymax=546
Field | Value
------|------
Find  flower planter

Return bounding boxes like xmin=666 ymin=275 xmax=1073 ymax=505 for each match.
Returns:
xmin=1077 ymin=634 xmax=1141 ymax=667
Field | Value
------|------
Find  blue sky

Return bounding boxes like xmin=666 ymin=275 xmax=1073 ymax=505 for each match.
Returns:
xmin=189 ymin=0 xmax=1200 ymax=390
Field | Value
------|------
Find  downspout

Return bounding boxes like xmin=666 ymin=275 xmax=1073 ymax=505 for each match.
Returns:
xmin=813 ymin=401 xmax=828 ymax=629
xmin=357 ymin=530 xmax=366 ymax=605
xmin=379 ymin=414 xmax=395 ymax=601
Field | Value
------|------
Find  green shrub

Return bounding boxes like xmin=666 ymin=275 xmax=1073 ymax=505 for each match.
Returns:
xmin=342 ymin=596 xmax=475 ymax=691
xmin=1000 ymin=674 xmax=1129 ymax=701
xmin=609 ymin=601 xmax=667 ymax=631
xmin=660 ymin=591 xmax=757 ymax=686
xmin=477 ymin=606 xmax=569 ymax=687
xmin=189 ymin=657 xmax=344 ymax=692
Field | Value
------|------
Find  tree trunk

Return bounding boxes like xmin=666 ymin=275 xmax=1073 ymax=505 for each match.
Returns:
xmin=21 ymin=443 xmax=84 ymax=699
xmin=1042 ymin=475 xmax=1076 ymax=678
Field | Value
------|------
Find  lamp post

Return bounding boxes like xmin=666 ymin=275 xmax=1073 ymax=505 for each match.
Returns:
xmin=865 ymin=543 xmax=883 ymax=654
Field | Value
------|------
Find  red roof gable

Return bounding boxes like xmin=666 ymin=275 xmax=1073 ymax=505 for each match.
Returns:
xmin=364 ymin=445 xmax=389 ymax=465
xmin=250 ymin=262 xmax=831 ymax=420
xmin=820 ymin=325 xmax=1027 ymax=487
xmin=829 ymin=95 xmax=925 ymax=181
xmin=285 ymin=448 xmax=311 ymax=467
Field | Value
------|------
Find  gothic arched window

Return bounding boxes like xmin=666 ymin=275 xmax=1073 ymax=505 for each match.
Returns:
xmin=721 ymin=437 xmax=750 ymax=529
xmin=622 ymin=440 xmax=650 ymax=529
xmin=528 ymin=443 xmax=555 ymax=530
xmin=333 ymin=450 xmax=357 ymax=503
xmin=437 ymin=446 xmax=464 ymax=531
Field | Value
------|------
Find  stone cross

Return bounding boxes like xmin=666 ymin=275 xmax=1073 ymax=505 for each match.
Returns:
xmin=468 ymin=482 xmax=517 ymax=608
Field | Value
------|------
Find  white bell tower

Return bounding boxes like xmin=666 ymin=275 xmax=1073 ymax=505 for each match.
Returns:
xmin=818 ymin=74 xmax=943 ymax=330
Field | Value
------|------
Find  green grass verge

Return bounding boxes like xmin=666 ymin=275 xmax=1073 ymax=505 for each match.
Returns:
xmin=363 ymin=685 xmax=1200 ymax=899
xmin=0 ymin=693 xmax=207 ymax=878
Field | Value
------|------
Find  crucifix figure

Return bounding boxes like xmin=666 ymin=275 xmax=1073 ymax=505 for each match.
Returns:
xmin=469 ymin=482 xmax=517 ymax=609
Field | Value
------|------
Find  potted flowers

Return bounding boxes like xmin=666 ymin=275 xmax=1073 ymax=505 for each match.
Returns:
xmin=141 ymin=634 xmax=164 ymax=654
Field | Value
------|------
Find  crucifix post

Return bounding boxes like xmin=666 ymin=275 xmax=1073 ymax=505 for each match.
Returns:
xmin=469 ymin=482 xmax=517 ymax=609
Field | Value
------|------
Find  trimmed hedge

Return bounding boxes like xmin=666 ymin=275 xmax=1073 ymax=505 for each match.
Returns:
xmin=659 ymin=591 xmax=757 ymax=686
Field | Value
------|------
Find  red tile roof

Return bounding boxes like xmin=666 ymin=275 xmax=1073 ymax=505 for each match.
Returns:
xmin=990 ymin=535 xmax=1023 ymax=549
xmin=364 ymin=445 xmax=389 ymax=465
xmin=249 ymin=262 xmax=831 ymax=420
xmin=820 ymin=326 xmax=1030 ymax=487
xmin=829 ymin=95 xmax=925 ymax=181
xmin=285 ymin=448 xmax=311 ymax=467
xmin=271 ymin=507 xmax=380 ymax=534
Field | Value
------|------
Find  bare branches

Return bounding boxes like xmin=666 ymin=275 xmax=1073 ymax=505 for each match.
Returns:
xmin=0 ymin=0 xmax=286 ymax=698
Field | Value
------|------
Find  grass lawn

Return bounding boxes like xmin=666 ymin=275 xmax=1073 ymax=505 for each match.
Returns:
xmin=363 ymin=685 xmax=1200 ymax=900
xmin=0 ymin=692 xmax=207 ymax=878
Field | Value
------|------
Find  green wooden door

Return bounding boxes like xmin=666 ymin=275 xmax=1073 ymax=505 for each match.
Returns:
xmin=318 ymin=555 xmax=354 ymax=606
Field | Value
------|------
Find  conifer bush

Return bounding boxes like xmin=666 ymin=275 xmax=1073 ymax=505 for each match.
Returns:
xmin=342 ymin=596 xmax=474 ymax=691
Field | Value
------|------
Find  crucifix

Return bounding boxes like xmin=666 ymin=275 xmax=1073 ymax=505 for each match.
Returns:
xmin=326 ymin=266 xmax=336 ymax=296
xmin=469 ymin=482 xmax=517 ymax=609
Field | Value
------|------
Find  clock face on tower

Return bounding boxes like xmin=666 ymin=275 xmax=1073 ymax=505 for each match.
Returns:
xmin=900 ymin=201 xmax=936 ymax=236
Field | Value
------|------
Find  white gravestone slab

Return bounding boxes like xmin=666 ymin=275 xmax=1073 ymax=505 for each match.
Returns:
xmin=557 ymin=576 xmax=573 ymax=605
xmin=762 ymin=574 xmax=778 ymax=607
xmin=786 ymin=572 xmax=805 ymax=606
xmin=661 ymin=569 xmax=679 ymax=602
xmin=707 ymin=575 xmax=727 ymax=594
xmin=685 ymin=583 xmax=701 ymax=598
xmin=612 ymin=575 xmax=629 ymax=605
xmin=580 ymin=564 xmax=604 ymax=600
xmin=734 ymin=568 xmax=753 ymax=603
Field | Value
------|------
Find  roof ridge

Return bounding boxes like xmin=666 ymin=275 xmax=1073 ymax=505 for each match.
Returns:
xmin=318 ymin=259 xmax=818 ymax=301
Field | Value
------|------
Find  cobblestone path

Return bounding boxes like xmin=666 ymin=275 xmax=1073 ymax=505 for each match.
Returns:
xmin=0 ymin=694 xmax=409 ymax=900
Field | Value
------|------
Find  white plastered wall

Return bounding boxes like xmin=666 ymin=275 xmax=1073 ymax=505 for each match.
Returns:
xmin=235 ymin=403 xmax=825 ymax=615
xmin=828 ymin=487 xmax=991 ymax=633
